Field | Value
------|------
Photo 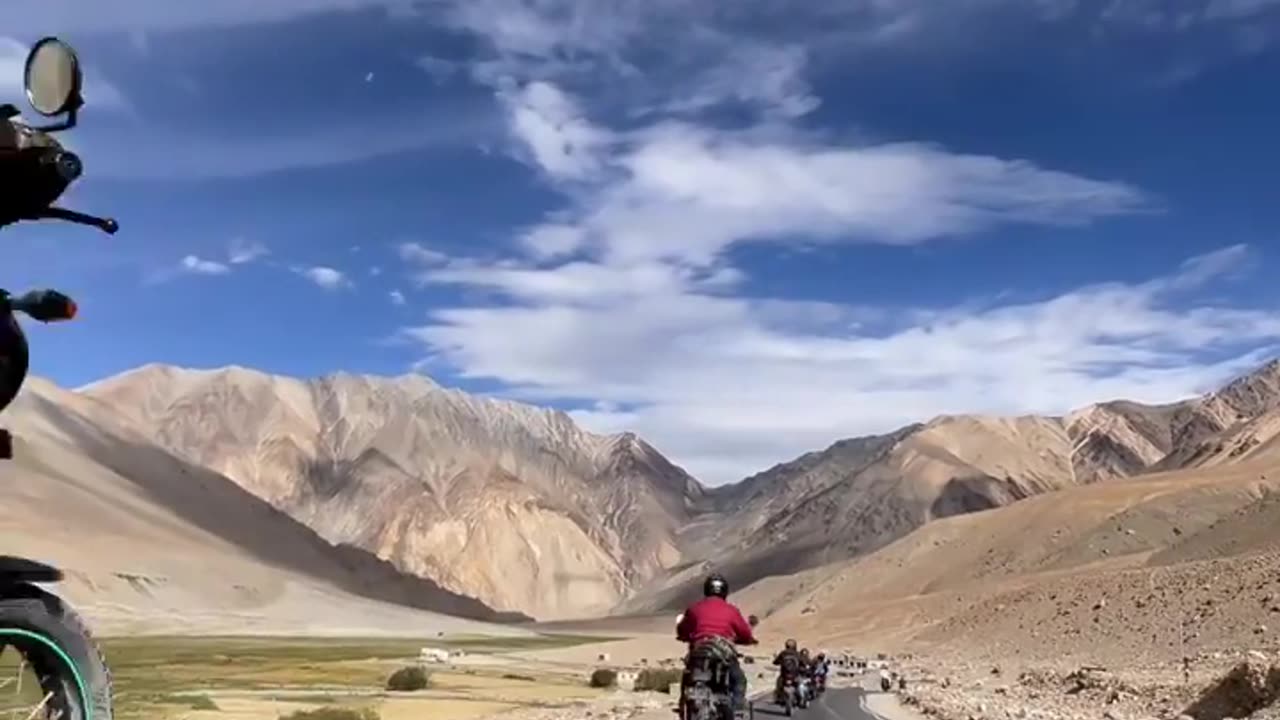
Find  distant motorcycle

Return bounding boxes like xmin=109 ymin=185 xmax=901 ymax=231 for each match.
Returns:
xmin=797 ymin=676 xmax=813 ymax=708
xmin=0 ymin=36 xmax=118 ymax=720
xmin=774 ymin=671 xmax=806 ymax=717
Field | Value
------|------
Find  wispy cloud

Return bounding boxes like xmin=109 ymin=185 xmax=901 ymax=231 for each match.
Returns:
xmin=388 ymin=1 xmax=1276 ymax=485
xmin=229 ymin=238 xmax=270 ymax=265
xmin=389 ymin=289 xmax=406 ymax=305
xmin=407 ymin=244 xmax=1280 ymax=484
xmin=178 ymin=255 xmax=231 ymax=276
xmin=398 ymin=242 xmax=450 ymax=266
xmin=294 ymin=265 xmax=353 ymax=290
xmin=481 ymin=80 xmax=1149 ymax=269
xmin=150 ymin=239 xmax=270 ymax=283
xmin=80 ymin=107 xmax=499 ymax=180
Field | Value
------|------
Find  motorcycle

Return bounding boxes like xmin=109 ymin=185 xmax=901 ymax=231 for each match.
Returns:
xmin=773 ymin=671 xmax=802 ymax=717
xmin=678 ymin=614 xmax=759 ymax=720
xmin=0 ymin=36 xmax=119 ymax=720
xmin=796 ymin=676 xmax=812 ymax=708
xmin=813 ymin=670 xmax=826 ymax=696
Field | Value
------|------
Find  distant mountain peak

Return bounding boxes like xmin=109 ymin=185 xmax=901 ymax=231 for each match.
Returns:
xmin=78 ymin=362 xmax=705 ymax=620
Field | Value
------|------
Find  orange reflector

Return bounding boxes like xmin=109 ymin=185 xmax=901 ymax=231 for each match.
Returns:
xmin=64 ymin=299 xmax=77 ymax=320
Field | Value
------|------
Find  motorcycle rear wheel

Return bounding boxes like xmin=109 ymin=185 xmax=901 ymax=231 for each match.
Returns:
xmin=0 ymin=586 xmax=113 ymax=720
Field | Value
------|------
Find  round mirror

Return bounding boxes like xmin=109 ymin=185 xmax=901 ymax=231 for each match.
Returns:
xmin=24 ymin=37 xmax=83 ymax=117
xmin=748 ymin=614 xmax=759 ymax=627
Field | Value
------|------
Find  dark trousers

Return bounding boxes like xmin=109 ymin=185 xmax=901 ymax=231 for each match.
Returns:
xmin=727 ymin=658 xmax=746 ymax=710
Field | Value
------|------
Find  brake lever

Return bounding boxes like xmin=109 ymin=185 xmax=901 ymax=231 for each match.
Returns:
xmin=36 ymin=207 xmax=118 ymax=234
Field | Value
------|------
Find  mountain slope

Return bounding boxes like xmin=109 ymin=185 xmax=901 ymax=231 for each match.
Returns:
xmin=2 ymin=377 xmax=527 ymax=635
xmin=80 ymin=365 xmax=706 ymax=620
xmin=734 ymin=453 xmax=1280 ymax=664
xmin=630 ymin=359 xmax=1280 ymax=612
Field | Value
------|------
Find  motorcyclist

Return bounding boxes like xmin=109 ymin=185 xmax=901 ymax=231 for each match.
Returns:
xmin=798 ymin=648 xmax=815 ymax=699
xmin=812 ymin=652 xmax=829 ymax=692
xmin=773 ymin=639 xmax=805 ymax=698
xmin=675 ymin=573 xmax=757 ymax=714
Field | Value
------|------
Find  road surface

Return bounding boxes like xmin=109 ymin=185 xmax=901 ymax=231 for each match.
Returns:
xmin=750 ymin=687 xmax=889 ymax=720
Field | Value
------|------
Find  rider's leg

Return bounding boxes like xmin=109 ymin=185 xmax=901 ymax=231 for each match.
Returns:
xmin=729 ymin=658 xmax=747 ymax=711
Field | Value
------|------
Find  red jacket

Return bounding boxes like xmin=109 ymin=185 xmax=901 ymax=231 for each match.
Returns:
xmin=676 ymin=596 xmax=757 ymax=645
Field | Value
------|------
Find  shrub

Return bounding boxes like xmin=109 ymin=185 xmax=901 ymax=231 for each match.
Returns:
xmin=279 ymin=708 xmax=379 ymax=720
xmin=634 ymin=668 xmax=683 ymax=694
xmin=386 ymin=666 xmax=431 ymax=692
xmin=502 ymin=673 xmax=536 ymax=682
xmin=189 ymin=695 xmax=220 ymax=711
xmin=589 ymin=668 xmax=618 ymax=688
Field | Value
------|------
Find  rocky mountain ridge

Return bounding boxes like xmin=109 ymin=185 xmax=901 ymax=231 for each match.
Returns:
xmin=65 ymin=357 xmax=1280 ymax=620
xmin=80 ymin=364 xmax=706 ymax=620
xmin=625 ymin=359 xmax=1280 ymax=611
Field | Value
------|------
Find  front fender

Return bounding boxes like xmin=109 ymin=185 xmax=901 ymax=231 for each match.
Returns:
xmin=0 ymin=556 xmax=62 ymax=585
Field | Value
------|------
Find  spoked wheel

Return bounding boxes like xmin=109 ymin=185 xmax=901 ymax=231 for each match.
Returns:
xmin=0 ymin=588 xmax=112 ymax=720
xmin=0 ymin=634 xmax=87 ymax=720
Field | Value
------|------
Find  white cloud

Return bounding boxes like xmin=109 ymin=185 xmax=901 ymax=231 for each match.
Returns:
xmin=295 ymin=266 xmax=353 ymax=290
xmin=179 ymin=255 xmax=230 ymax=275
xmin=378 ymin=0 xmax=1280 ymax=489
xmin=229 ymin=238 xmax=270 ymax=265
xmin=497 ymin=81 xmax=610 ymax=180
xmin=393 ymin=10 xmax=1190 ymax=485
xmin=398 ymin=242 xmax=450 ymax=266
xmin=389 ymin=290 xmax=407 ymax=305
xmin=407 ymin=244 xmax=1280 ymax=485
xmin=489 ymin=82 xmax=1148 ymax=269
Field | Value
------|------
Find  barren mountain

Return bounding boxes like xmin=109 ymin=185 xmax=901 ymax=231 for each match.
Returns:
xmin=627 ymin=359 xmax=1280 ymax=612
xmin=1 ymin=377 xmax=527 ymax=636
xmin=80 ymin=365 xmax=706 ymax=620
xmin=42 ymin=356 xmax=1280 ymax=625
xmin=728 ymin=452 xmax=1280 ymax=665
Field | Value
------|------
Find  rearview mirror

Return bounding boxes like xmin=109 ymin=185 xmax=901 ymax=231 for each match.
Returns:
xmin=748 ymin=614 xmax=759 ymax=627
xmin=24 ymin=37 xmax=83 ymax=117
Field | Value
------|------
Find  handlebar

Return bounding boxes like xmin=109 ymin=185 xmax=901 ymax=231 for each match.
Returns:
xmin=0 ymin=37 xmax=111 ymax=460
xmin=0 ymin=289 xmax=77 ymax=458
xmin=2 ymin=289 xmax=78 ymax=323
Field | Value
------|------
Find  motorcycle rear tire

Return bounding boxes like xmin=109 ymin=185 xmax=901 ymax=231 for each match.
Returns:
xmin=0 ymin=585 xmax=113 ymax=720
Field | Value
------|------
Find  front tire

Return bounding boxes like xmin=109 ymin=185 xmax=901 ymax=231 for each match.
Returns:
xmin=0 ymin=585 xmax=113 ymax=720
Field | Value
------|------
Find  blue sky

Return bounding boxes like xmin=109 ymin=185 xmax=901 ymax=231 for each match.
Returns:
xmin=4 ymin=0 xmax=1280 ymax=483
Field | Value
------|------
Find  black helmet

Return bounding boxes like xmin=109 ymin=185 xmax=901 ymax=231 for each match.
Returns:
xmin=785 ymin=639 xmax=798 ymax=651
xmin=801 ymin=648 xmax=811 ymax=658
xmin=704 ymin=573 xmax=729 ymax=598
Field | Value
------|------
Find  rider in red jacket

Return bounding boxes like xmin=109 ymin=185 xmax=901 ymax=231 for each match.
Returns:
xmin=676 ymin=574 xmax=757 ymax=713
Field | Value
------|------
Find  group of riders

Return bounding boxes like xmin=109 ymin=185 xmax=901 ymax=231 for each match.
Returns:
xmin=675 ymin=573 xmax=833 ymax=715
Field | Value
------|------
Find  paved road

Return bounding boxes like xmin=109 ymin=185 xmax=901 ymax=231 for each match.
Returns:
xmin=750 ymin=688 xmax=884 ymax=720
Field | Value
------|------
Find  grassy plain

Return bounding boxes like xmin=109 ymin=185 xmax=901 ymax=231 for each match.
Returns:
xmin=98 ymin=634 xmax=614 ymax=720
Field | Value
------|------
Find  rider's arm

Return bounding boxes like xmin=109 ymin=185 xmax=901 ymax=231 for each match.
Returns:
xmin=729 ymin=608 xmax=757 ymax=645
xmin=675 ymin=608 xmax=694 ymax=643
